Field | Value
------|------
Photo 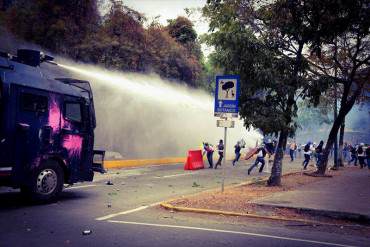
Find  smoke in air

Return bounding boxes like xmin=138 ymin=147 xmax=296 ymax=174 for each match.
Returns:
xmin=58 ymin=62 xmax=262 ymax=159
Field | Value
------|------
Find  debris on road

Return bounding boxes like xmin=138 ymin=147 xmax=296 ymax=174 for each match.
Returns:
xmin=192 ymin=182 xmax=200 ymax=187
xmin=82 ymin=230 xmax=92 ymax=235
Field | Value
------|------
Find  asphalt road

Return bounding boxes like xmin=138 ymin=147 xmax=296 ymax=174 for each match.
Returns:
xmin=1 ymin=161 xmax=369 ymax=247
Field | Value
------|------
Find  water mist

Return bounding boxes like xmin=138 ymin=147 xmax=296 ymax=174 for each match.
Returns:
xmin=57 ymin=61 xmax=262 ymax=159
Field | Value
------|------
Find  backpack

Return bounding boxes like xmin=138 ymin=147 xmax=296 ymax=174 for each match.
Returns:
xmin=304 ymin=144 xmax=310 ymax=152
xmin=358 ymin=147 xmax=363 ymax=155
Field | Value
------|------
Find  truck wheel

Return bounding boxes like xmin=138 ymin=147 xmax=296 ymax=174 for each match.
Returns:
xmin=22 ymin=160 xmax=64 ymax=203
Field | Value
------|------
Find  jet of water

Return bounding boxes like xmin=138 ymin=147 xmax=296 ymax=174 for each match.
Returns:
xmin=58 ymin=61 xmax=262 ymax=159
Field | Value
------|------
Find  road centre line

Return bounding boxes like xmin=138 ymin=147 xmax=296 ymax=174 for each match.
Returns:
xmin=107 ymin=220 xmax=355 ymax=247
xmin=95 ymin=202 xmax=161 ymax=221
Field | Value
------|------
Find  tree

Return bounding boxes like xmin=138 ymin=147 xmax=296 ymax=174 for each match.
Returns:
xmin=306 ymin=0 xmax=370 ymax=174
xmin=75 ymin=1 xmax=147 ymax=71
xmin=203 ymin=0 xmax=357 ymax=185
xmin=4 ymin=0 xmax=100 ymax=56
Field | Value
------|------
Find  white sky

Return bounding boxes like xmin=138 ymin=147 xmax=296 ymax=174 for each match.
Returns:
xmin=122 ymin=0 xmax=209 ymax=34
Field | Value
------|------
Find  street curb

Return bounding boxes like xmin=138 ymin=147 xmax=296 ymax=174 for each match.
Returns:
xmin=253 ymin=204 xmax=370 ymax=225
xmin=160 ymin=170 xmax=370 ymax=226
xmin=160 ymin=202 xmax=345 ymax=226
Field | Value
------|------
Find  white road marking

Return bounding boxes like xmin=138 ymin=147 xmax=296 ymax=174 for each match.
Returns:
xmin=65 ymin=184 xmax=97 ymax=190
xmin=107 ymin=220 xmax=355 ymax=247
xmin=158 ymin=173 xmax=195 ymax=178
xmin=95 ymin=202 xmax=161 ymax=221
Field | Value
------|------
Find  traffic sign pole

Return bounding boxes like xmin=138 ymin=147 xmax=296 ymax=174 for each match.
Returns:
xmin=214 ymin=75 xmax=240 ymax=193
xmin=222 ymin=125 xmax=227 ymax=192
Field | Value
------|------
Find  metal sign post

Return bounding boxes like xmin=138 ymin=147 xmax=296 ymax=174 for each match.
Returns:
xmin=214 ymin=75 xmax=240 ymax=193
xmin=222 ymin=125 xmax=227 ymax=192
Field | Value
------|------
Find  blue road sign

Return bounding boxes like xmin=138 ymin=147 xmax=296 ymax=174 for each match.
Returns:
xmin=214 ymin=75 xmax=240 ymax=115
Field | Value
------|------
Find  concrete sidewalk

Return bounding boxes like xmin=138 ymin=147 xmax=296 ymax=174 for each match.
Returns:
xmin=253 ymin=167 xmax=370 ymax=221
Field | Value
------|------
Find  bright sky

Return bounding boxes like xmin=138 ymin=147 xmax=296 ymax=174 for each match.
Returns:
xmin=122 ymin=0 xmax=209 ymax=34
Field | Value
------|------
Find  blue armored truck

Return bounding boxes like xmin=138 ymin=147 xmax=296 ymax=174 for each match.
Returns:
xmin=0 ymin=49 xmax=105 ymax=202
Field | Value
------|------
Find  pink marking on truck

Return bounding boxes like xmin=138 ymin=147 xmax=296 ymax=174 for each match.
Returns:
xmin=48 ymin=99 xmax=61 ymax=133
xmin=63 ymin=135 xmax=83 ymax=157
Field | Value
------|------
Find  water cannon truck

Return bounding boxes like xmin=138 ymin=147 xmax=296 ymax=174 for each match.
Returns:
xmin=0 ymin=49 xmax=105 ymax=202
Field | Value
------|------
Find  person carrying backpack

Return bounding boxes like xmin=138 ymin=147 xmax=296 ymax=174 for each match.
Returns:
xmin=248 ymin=144 xmax=267 ymax=175
xmin=214 ymin=139 xmax=224 ymax=169
xmin=232 ymin=141 xmax=244 ymax=166
xmin=302 ymin=142 xmax=312 ymax=170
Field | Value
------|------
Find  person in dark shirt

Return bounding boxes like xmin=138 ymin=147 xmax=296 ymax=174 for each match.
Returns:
xmin=232 ymin=141 xmax=244 ymax=166
xmin=248 ymin=144 xmax=267 ymax=175
xmin=265 ymin=139 xmax=275 ymax=157
xmin=357 ymin=143 xmax=366 ymax=168
xmin=348 ymin=144 xmax=358 ymax=166
xmin=315 ymin=140 xmax=324 ymax=167
xmin=214 ymin=139 xmax=224 ymax=169
xmin=302 ymin=142 xmax=312 ymax=170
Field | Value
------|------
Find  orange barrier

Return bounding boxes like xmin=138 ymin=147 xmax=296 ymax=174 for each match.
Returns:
xmin=184 ymin=150 xmax=204 ymax=170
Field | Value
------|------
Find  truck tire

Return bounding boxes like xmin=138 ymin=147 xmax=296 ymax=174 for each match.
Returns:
xmin=22 ymin=160 xmax=64 ymax=203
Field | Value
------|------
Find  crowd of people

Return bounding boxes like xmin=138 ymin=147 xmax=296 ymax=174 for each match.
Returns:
xmin=344 ymin=142 xmax=370 ymax=169
xmin=202 ymin=138 xmax=370 ymax=174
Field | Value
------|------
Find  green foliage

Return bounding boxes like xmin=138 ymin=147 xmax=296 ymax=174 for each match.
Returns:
xmin=1 ymin=0 xmax=206 ymax=88
xmin=202 ymin=0 xmax=355 ymax=136
xmin=5 ymin=0 xmax=99 ymax=56
xmin=167 ymin=16 xmax=197 ymax=45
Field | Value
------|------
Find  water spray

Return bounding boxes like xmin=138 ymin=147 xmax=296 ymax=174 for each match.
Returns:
xmin=56 ymin=60 xmax=262 ymax=159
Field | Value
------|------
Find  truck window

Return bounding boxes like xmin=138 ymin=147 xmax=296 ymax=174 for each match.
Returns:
xmin=64 ymin=102 xmax=82 ymax=122
xmin=21 ymin=93 xmax=48 ymax=113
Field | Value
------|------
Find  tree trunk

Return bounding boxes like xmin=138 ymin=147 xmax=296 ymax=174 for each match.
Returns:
xmin=317 ymin=81 xmax=362 ymax=174
xmin=267 ymin=129 xmax=288 ymax=186
xmin=316 ymin=111 xmax=343 ymax=174
xmin=267 ymin=42 xmax=302 ymax=184
xmin=338 ymin=119 xmax=345 ymax=167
